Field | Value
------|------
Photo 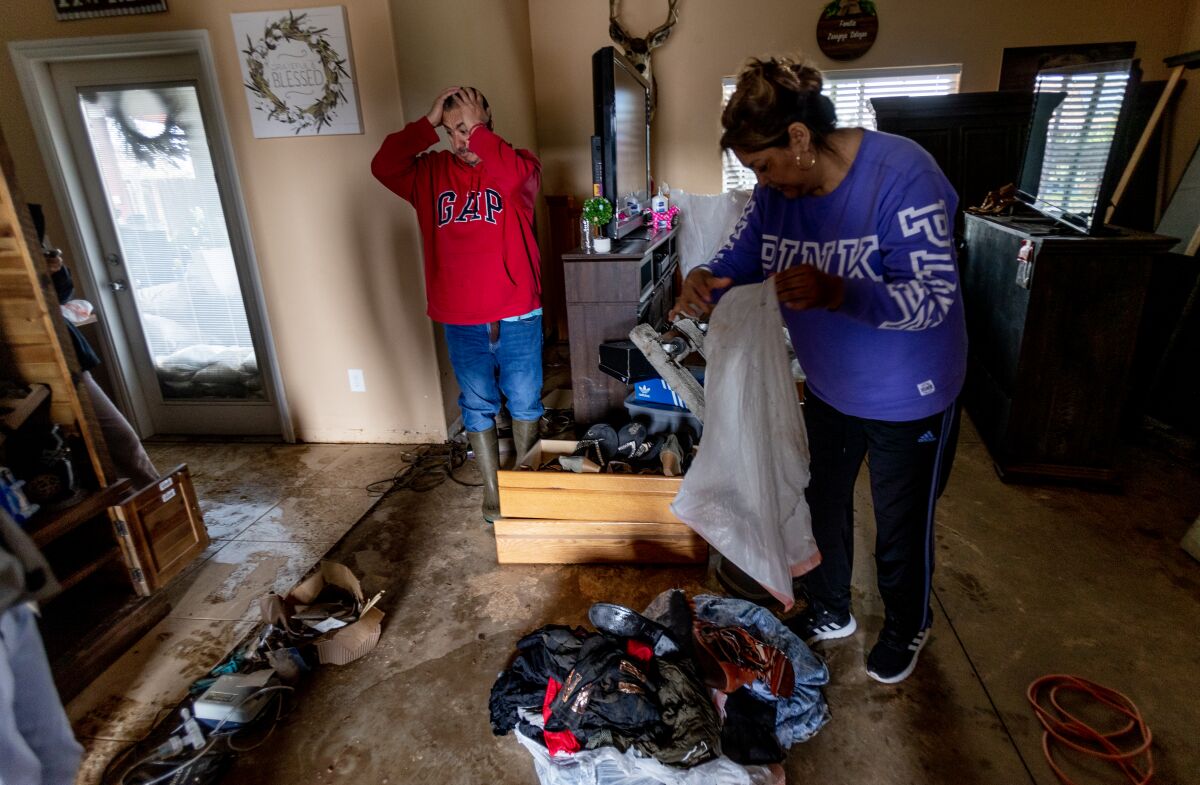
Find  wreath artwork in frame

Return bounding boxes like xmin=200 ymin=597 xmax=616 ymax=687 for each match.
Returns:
xmin=231 ymin=6 xmax=362 ymax=138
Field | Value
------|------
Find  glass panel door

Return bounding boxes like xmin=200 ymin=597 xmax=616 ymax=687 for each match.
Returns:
xmin=50 ymin=54 xmax=281 ymax=436
xmin=77 ymin=84 xmax=264 ymax=402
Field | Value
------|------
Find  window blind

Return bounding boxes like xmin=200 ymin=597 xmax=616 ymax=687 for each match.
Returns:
xmin=1033 ymin=69 xmax=1130 ymax=219
xmin=721 ymin=64 xmax=962 ymax=192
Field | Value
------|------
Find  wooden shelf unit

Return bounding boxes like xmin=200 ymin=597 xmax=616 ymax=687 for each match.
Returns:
xmin=0 ymin=125 xmax=204 ymax=698
xmin=27 ymin=479 xmax=132 ymax=549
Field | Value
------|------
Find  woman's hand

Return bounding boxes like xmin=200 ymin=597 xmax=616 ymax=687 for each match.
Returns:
xmin=425 ymin=86 xmax=460 ymax=127
xmin=670 ymin=268 xmax=732 ymax=320
xmin=774 ymin=265 xmax=844 ymax=310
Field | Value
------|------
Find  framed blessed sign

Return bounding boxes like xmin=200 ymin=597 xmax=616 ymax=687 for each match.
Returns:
xmin=231 ymin=6 xmax=363 ymax=138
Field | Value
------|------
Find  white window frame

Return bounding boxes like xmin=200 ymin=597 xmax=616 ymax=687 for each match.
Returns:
xmin=722 ymin=64 xmax=962 ymax=192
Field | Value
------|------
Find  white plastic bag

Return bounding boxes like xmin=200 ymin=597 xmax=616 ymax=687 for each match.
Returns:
xmin=59 ymin=299 xmax=94 ymax=325
xmin=671 ymin=189 xmax=752 ymax=276
xmin=514 ymin=724 xmax=782 ymax=785
xmin=670 ymin=278 xmax=820 ymax=609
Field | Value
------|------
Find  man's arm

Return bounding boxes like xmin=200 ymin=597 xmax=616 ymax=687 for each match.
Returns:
xmin=370 ymin=87 xmax=460 ymax=203
xmin=468 ymin=125 xmax=542 ymax=197
xmin=370 ymin=119 xmax=439 ymax=204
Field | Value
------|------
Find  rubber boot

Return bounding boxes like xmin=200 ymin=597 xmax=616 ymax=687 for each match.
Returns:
xmin=467 ymin=427 xmax=501 ymax=522
xmin=511 ymin=418 xmax=541 ymax=468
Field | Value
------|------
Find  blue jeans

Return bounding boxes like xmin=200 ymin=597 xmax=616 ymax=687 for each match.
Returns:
xmin=693 ymin=594 xmax=831 ymax=747
xmin=443 ymin=315 xmax=544 ymax=433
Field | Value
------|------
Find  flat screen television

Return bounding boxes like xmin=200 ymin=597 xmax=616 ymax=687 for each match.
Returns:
xmin=1016 ymin=58 xmax=1140 ymax=235
xmin=592 ymin=46 xmax=651 ymax=240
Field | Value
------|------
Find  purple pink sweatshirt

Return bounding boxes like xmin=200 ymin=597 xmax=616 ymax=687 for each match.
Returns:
xmin=703 ymin=130 xmax=967 ymax=422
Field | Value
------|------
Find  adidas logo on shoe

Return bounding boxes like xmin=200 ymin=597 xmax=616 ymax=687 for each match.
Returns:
xmin=785 ymin=603 xmax=857 ymax=645
xmin=867 ymin=627 xmax=930 ymax=684
xmin=917 ymin=430 xmax=937 ymax=444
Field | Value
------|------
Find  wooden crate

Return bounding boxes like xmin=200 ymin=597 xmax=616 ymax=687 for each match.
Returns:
xmin=112 ymin=464 xmax=209 ymax=595
xmin=495 ymin=440 xmax=706 ymax=565
xmin=498 ymin=440 xmax=683 ymax=523
xmin=494 ymin=518 xmax=706 ymax=565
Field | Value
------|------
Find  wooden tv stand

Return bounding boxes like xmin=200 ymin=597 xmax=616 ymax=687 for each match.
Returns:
xmin=562 ymin=226 xmax=678 ymax=425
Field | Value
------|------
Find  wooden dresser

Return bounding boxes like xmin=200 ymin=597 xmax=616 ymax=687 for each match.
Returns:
xmin=961 ymin=212 xmax=1176 ymax=484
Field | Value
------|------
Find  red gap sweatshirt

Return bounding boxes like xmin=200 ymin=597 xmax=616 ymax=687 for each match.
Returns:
xmin=371 ymin=117 xmax=542 ymax=326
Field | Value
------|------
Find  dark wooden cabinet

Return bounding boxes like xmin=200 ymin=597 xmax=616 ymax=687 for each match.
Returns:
xmin=961 ymin=213 xmax=1176 ymax=484
xmin=872 ymin=91 xmax=1034 ymax=224
xmin=563 ymin=228 xmax=678 ymax=424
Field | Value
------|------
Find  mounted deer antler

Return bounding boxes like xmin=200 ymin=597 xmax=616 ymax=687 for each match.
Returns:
xmin=609 ymin=0 xmax=679 ymax=117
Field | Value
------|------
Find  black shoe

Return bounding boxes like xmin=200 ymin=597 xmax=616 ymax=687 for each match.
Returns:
xmin=588 ymin=602 xmax=679 ymax=656
xmin=615 ymin=422 xmax=652 ymax=460
xmin=560 ymin=424 xmax=617 ymax=472
xmin=785 ymin=602 xmax=857 ymax=646
xmin=866 ymin=625 xmax=930 ymax=684
xmin=636 ymin=434 xmax=664 ymax=464
xmin=714 ymin=556 xmax=773 ymax=604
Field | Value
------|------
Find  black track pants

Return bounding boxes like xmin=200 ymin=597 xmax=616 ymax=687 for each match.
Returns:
xmin=799 ymin=393 xmax=960 ymax=634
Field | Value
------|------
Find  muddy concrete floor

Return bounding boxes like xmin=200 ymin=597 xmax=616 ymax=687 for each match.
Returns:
xmin=223 ymin=417 xmax=1200 ymax=784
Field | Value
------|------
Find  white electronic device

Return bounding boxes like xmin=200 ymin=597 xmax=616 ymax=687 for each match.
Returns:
xmin=193 ymin=669 xmax=279 ymax=729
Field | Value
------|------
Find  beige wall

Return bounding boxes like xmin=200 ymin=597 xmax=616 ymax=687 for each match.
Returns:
xmin=385 ymin=0 xmax=542 ymax=428
xmin=530 ymin=0 xmax=1197 ymax=201
xmin=0 ymin=0 xmax=448 ymax=443
xmin=5 ymin=2 xmax=1193 ymax=445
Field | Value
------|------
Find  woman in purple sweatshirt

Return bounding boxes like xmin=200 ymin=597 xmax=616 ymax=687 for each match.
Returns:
xmin=674 ymin=57 xmax=966 ymax=684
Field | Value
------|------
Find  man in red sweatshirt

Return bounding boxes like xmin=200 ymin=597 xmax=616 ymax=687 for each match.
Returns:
xmin=372 ymin=87 xmax=543 ymax=522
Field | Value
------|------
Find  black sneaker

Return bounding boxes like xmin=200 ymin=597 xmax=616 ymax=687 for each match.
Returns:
xmin=615 ymin=422 xmax=650 ymax=460
xmin=714 ymin=556 xmax=773 ymax=604
xmin=786 ymin=602 xmax=857 ymax=645
xmin=866 ymin=626 xmax=930 ymax=684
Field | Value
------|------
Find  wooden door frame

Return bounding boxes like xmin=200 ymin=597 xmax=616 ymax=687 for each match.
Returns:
xmin=9 ymin=31 xmax=294 ymax=442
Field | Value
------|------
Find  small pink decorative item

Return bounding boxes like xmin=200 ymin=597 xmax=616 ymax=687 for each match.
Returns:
xmin=648 ymin=205 xmax=679 ymax=231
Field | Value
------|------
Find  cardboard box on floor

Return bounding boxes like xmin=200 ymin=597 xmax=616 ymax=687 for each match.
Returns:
xmin=277 ymin=560 xmax=384 ymax=666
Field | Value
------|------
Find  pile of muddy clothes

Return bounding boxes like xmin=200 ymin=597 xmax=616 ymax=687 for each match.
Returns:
xmin=489 ymin=590 xmax=830 ymax=784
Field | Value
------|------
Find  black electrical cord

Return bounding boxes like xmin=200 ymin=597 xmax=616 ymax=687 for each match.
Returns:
xmin=365 ymin=441 xmax=482 ymax=496
xmin=363 ymin=408 xmax=577 ymax=498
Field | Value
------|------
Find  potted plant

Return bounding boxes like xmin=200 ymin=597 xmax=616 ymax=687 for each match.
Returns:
xmin=582 ymin=196 xmax=614 ymax=253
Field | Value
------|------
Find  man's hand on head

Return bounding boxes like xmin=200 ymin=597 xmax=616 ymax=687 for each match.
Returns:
xmin=454 ymin=87 xmax=491 ymax=132
xmin=426 ymin=86 xmax=460 ymax=127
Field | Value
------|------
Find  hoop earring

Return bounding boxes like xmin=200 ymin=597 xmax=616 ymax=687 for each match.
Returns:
xmin=795 ymin=150 xmax=817 ymax=171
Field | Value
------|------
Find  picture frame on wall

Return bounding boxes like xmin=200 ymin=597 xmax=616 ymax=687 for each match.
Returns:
xmin=998 ymin=41 xmax=1136 ymax=92
xmin=231 ymin=6 xmax=363 ymax=138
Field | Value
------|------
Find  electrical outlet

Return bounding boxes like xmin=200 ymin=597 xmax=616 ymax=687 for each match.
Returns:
xmin=348 ymin=369 xmax=366 ymax=392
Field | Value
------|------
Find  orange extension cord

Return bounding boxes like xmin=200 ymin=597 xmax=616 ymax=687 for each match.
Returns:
xmin=1026 ymin=675 xmax=1154 ymax=785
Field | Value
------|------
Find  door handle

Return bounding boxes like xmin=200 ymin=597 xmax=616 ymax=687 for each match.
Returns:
xmin=109 ymin=279 xmax=128 ymax=292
